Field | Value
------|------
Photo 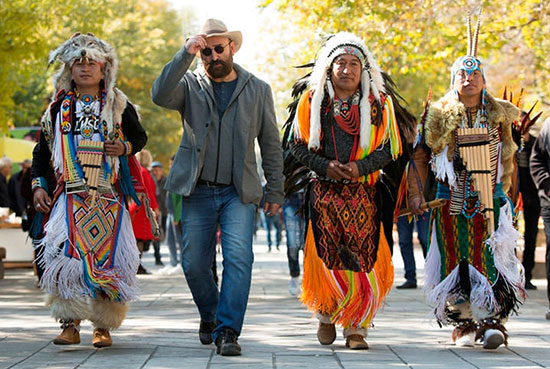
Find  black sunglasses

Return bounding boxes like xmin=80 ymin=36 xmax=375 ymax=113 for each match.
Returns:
xmin=201 ymin=41 xmax=232 ymax=56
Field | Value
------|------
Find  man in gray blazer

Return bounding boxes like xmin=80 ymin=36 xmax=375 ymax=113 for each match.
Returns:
xmin=151 ymin=18 xmax=284 ymax=356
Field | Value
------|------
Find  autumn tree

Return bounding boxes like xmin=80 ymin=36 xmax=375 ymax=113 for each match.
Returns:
xmin=1 ymin=0 xmax=193 ymax=164
xmin=260 ymin=0 xmax=548 ymax=119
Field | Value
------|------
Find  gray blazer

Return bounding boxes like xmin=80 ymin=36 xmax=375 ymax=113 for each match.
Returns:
xmin=151 ymin=48 xmax=284 ymax=205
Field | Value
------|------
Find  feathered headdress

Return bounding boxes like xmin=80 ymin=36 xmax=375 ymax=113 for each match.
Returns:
xmin=307 ymin=32 xmax=386 ymax=150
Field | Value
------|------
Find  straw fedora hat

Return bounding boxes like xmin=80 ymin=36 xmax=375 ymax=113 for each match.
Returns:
xmin=200 ymin=19 xmax=242 ymax=53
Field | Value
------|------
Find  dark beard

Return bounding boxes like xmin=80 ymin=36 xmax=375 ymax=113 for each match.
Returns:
xmin=205 ymin=59 xmax=233 ymax=79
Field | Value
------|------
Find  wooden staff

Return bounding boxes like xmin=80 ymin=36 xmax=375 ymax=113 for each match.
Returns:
xmin=399 ymin=199 xmax=448 ymax=217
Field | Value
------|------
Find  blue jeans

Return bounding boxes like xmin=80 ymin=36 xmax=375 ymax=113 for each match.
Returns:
xmin=166 ymin=213 xmax=183 ymax=267
xmin=539 ymin=206 xmax=550 ymax=305
xmin=260 ymin=211 xmax=282 ymax=248
xmin=397 ymin=213 xmax=429 ymax=283
xmin=180 ymin=184 xmax=256 ymax=338
xmin=283 ymin=194 xmax=304 ymax=277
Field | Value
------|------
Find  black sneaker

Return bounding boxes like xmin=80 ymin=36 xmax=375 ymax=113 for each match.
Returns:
xmin=525 ymin=281 xmax=537 ymax=290
xmin=199 ymin=320 xmax=216 ymax=344
xmin=396 ymin=280 xmax=417 ymax=289
xmin=137 ymin=264 xmax=150 ymax=275
xmin=215 ymin=328 xmax=241 ymax=356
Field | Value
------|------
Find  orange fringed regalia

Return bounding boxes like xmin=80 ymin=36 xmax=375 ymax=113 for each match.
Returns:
xmin=295 ymin=90 xmax=400 ymax=329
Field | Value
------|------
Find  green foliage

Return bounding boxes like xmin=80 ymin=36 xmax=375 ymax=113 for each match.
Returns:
xmin=261 ymin=0 xmax=549 ymax=118
xmin=0 ymin=0 xmax=189 ymax=165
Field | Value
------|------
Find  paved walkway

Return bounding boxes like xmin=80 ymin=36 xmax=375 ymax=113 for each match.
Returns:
xmin=1 ymin=230 xmax=549 ymax=369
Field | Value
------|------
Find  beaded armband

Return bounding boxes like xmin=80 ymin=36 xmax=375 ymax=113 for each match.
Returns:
xmin=32 ymin=177 xmax=48 ymax=192
xmin=123 ymin=141 xmax=133 ymax=156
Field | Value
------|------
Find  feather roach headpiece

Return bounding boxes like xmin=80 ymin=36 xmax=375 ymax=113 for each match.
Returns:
xmin=450 ymin=9 xmax=485 ymax=86
xmin=307 ymin=32 xmax=386 ymax=150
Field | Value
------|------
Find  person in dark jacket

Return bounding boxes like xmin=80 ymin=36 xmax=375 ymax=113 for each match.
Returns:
xmin=0 ymin=156 xmax=12 ymax=208
xmin=8 ymin=159 xmax=31 ymax=216
xmin=517 ymin=115 xmax=542 ymax=290
xmin=529 ymin=117 xmax=550 ymax=320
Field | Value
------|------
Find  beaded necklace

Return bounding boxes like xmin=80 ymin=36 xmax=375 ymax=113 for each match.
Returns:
xmin=331 ymin=90 xmax=361 ymax=162
xmin=332 ymin=90 xmax=361 ymax=135
xmin=74 ymin=91 xmax=101 ymax=139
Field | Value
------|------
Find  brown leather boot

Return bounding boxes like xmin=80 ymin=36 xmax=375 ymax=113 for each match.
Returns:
xmin=53 ymin=319 xmax=81 ymax=345
xmin=92 ymin=328 xmax=112 ymax=348
xmin=346 ymin=334 xmax=369 ymax=350
xmin=317 ymin=322 xmax=336 ymax=345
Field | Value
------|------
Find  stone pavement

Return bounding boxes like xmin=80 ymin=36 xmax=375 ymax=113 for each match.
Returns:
xmin=1 ymin=230 xmax=549 ymax=369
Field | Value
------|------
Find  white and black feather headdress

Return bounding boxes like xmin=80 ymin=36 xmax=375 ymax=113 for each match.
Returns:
xmin=307 ymin=32 xmax=385 ymax=150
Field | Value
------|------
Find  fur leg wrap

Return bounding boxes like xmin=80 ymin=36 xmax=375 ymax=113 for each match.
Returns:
xmin=46 ymin=294 xmax=91 ymax=322
xmin=475 ymin=318 xmax=508 ymax=346
xmin=89 ymin=296 xmax=128 ymax=330
xmin=451 ymin=320 xmax=477 ymax=342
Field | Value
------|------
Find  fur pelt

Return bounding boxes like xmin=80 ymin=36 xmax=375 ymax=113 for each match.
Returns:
xmin=49 ymin=33 xmax=117 ymax=100
xmin=425 ymin=91 xmax=519 ymax=192
xmin=45 ymin=33 xmax=129 ymax=145
xmin=89 ymin=297 xmax=128 ymax=330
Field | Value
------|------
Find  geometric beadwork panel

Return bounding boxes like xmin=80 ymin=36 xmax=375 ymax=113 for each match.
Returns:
xmin=72 ymin=193 xmax=121 ymax=266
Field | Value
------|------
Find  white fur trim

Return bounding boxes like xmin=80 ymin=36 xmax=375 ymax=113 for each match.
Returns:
xmin=46 ymin=294 xmax=91 ymax=321
xmin=432 ymin=146 xmax=457 ymax=189
xmin=45 ymin=294 xmax=129 ymax=329
xmin=89 ymin=297 xmax=128 ymax=329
